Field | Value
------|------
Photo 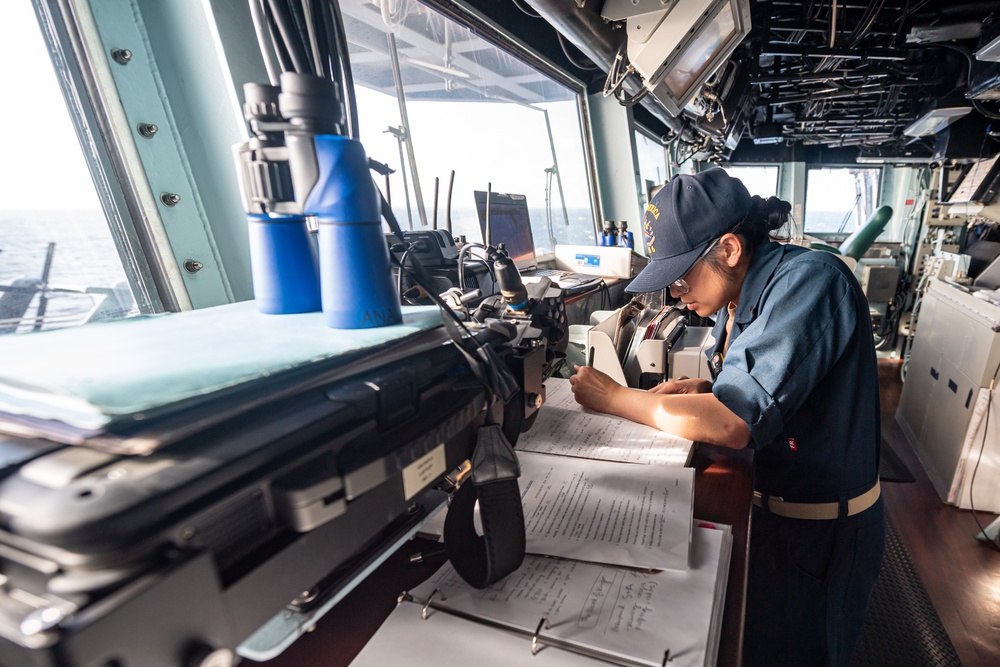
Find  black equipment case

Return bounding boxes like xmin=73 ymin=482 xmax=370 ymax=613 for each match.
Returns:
xmin=0 ymin=321 xmax=518 ymax=667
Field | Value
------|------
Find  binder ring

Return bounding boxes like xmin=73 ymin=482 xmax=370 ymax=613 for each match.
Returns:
xmin=422 ymin=588 xmax=443 ymax=620
xmin=531 ymin=617 xmax=550 ymax=655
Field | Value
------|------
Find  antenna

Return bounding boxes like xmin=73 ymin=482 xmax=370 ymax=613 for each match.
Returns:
xmin=445 ymin=170 xmax=455 ymax=234
xmin=485 ymin=183 xmax=492 ymax=246
xmin=432 ymin=176 xmax=439 ymax=230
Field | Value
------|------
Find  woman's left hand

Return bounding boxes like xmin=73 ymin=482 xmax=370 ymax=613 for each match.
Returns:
xmin=570 ymin=365 xmax=623 ymax=412
xmin=648 ymin=377 xmax=713 ymax=395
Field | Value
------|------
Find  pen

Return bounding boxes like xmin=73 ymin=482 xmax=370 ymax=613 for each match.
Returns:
xmin=409 ymin=546 xmax=447 ymax=563
xmin=587 ymin=345 xmax=595 ymax=367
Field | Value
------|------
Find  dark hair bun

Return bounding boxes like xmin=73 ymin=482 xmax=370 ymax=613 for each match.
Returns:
xmin=741 ymin=195 xmax=792 ymax=246
xmin=763 ymin=196 xmax=791 ymax=232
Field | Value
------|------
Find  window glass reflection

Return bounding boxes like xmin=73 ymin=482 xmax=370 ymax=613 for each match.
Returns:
xmin=343 ymin=0 xmax=596 ymax=256
xmin=0 ymin=3 xmax=139 ymax=335
xmin=805 ymin=167 xmax=882 ymax=235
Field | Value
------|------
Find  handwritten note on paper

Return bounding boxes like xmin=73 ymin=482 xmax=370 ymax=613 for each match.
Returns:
xmin=516 ymin=378 xmax=693 ymax=466
xmin=394 ymin=526 xmax=730 ymax=667
xmin=517 ymin=450 xmax=694 ymax=571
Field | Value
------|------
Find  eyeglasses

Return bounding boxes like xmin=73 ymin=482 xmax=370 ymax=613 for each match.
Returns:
xmin=670 ymin=238 xmax=720 ymax=295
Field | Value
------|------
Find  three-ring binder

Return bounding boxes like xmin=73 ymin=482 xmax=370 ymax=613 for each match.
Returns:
xmin=400 ymin=591 xmax=674 ymax=667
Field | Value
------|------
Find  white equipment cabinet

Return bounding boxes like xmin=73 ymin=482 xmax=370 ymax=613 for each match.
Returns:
xmin=897 ymin=277 xmax=1000 ymax=503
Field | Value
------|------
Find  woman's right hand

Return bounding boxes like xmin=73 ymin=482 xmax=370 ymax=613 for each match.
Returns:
xmin=647 ymin=377 xmax=713 ymax=395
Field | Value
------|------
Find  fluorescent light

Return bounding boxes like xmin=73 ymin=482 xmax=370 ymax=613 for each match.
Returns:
xmin=403 ymin=58 xmax=471 ymax=79
xmin=976 ymin=32 xmax=1000 ymax=61
xmin=902 ymin=107 xmax=973 ymax=137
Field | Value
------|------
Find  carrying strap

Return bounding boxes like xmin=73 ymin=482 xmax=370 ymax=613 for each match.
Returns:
xmin=444 ymin=424 xmax=526 ymax=589
xmin=375 ymin=179 xmax=525 ymax=588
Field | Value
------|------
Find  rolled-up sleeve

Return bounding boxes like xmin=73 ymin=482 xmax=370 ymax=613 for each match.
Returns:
xmin=713 ymin=256 xmax=860 ymax=449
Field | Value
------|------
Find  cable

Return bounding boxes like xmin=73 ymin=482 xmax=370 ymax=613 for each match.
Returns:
xmin=397 ymin=245 xmax=414 ymax=303
xmin=379 ymin=189 xmax=517 ymax=403
xmin=458 ymin=242 xmax=489 ymax=292
xmin=266 ymin=0 xmax=312 ymax=74
xmin=260 ymin=0 xmax=295 ymax=74
xmin=973 ymin=98 xmax=1000 ymax=121
xmin=249 ymin=0 xmax=281 ymax=85
xmin=300 ymin=0 xmax=323 ymax=78
xmin=556 ymin=32 xmax=598 ymax=71
xmin=511 ymin=0 xmax=541 ymax=18
xmin=603 ymin=43 xmax=631 ymax=99
xmin=616 ymin=85 xmax=650 ymax=107
xmin=327 ymin=0 xmax=359 ymax=138
xmin=968 ymin=360 xmax=1000 ymax=552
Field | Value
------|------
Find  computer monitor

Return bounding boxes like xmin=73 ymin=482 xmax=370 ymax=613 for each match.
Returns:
xmin=604 ymin=0 xmax=752 ymax=116
xmin=973 ymin=254 xmax=1000 ymax=290
xmin=473 ymin=191 xmax=537 ymax=271
xmin=944 ymin=154 xmax=1000 ymax=204
xmin=967 ymin=240 xmax=1000 ymax=278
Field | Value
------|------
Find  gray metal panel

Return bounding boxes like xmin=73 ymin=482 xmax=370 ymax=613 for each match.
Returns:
xmin=85 ymin=0 xmax=242 ymax=307
xmin=587 ymin=93 xmax=643 ymax=227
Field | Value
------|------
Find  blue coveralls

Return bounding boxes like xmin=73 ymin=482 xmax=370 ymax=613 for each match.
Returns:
xmin=709 ymin=241 xmax=886 ymax=667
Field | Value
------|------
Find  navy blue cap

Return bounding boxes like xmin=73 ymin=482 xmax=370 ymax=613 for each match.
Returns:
xmin=626 ymin=168 xmax=752 ymax=293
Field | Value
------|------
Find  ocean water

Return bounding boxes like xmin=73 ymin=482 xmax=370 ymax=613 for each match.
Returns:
xmin=0 ymin=204 xmax=604 ymax=334
xmin=804 ymin=210 xmax=866 ymax=236
xmin=0 ymin=209 xmax=135 ymax=333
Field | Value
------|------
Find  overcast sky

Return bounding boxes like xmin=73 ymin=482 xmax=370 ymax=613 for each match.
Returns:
xmin=2 ymin=2 xmax=101 ymax=212
xmin=2 ymin=1 xmax=856 ymax=217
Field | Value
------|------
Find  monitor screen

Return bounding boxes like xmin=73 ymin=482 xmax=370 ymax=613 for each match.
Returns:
xmin=473 ymin=191 xmax=537 ymax=271
xmin=945 ymin=154 xmax=1000 ymax=204
xmin=643 ymin=0 xmax=751 ymax=117
xmin=968 ymin=240 xmax=1000 ymax=282
xmin=973 ymin=253 xmax=1000 ymax=290
xmin=662 ymin=1 xmax=738 ymax=100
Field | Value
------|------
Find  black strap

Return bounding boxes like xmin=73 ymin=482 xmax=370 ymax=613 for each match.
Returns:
xmin=375 ymin=177 xmax=525 ymax=588
xmin=444 ymin=424 xmax=525 ymax=589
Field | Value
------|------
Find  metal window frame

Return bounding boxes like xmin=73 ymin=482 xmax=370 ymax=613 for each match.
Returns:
xmin=420 ymin=0 xmax=604 ymax=240
xmin=30 ymin=0 xmax=174 ymax=313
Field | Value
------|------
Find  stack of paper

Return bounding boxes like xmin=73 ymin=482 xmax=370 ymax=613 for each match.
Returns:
xmin=350 ymin=525 xmax=732 ymax=667
xmin=351 ymin=392 xmax=732 ymax=667
xmin=516 ymin=378 xmax=694 ymax=467
xmin=518 ymin=451 xmax=694 ymax=571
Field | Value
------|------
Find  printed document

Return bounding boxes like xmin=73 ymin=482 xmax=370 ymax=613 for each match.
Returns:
xmin=516 ymin=378 xmax=693 ymax=466
xmin=518 ymin=450 xmax=694 ymax=571
xmin=349 ymin=525 xmax=732 ymax=667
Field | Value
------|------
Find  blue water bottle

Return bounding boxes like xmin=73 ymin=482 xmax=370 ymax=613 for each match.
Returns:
xmin=307 ymin=135 xmax=402 ymax=329
xmin=246 ymin=213 xmax=322 ymax=314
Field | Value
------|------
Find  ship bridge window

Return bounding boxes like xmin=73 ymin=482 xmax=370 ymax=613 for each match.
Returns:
xmin=0 ymin=3 xmax=159 ymax=336
xmin=343 ymin=0 xmax=597 ymax=255
xmin=723 ymin=166 xmax=779 ymax=199
xmin=805 ymin=167 xmax=882 ymax=237
xmin=636 ymin=128 xmax=669 ymax=207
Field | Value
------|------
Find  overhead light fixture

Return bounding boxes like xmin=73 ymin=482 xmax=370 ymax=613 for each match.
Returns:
xmin=403 ymin=57 xmax=472 ymax=79
xmin=976 ymin=32 xmax=1000 ymax=62
xmin=752 ymin=122 xmax=784 ymax=145
xmin=856 ymin=149 xmax=933 ymax=164
xmin=902 ymin=107 xmax=973 ymax=138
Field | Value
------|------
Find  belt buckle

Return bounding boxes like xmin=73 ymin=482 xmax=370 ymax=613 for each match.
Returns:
xmin=753 ymin=491 xmax=784 ymax=512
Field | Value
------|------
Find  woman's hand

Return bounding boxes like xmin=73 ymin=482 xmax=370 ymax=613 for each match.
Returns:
xmin=569 ymin=365 xmax=624 ymax=412
xmin=647 ymin=377 xmax=713 ymax=395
